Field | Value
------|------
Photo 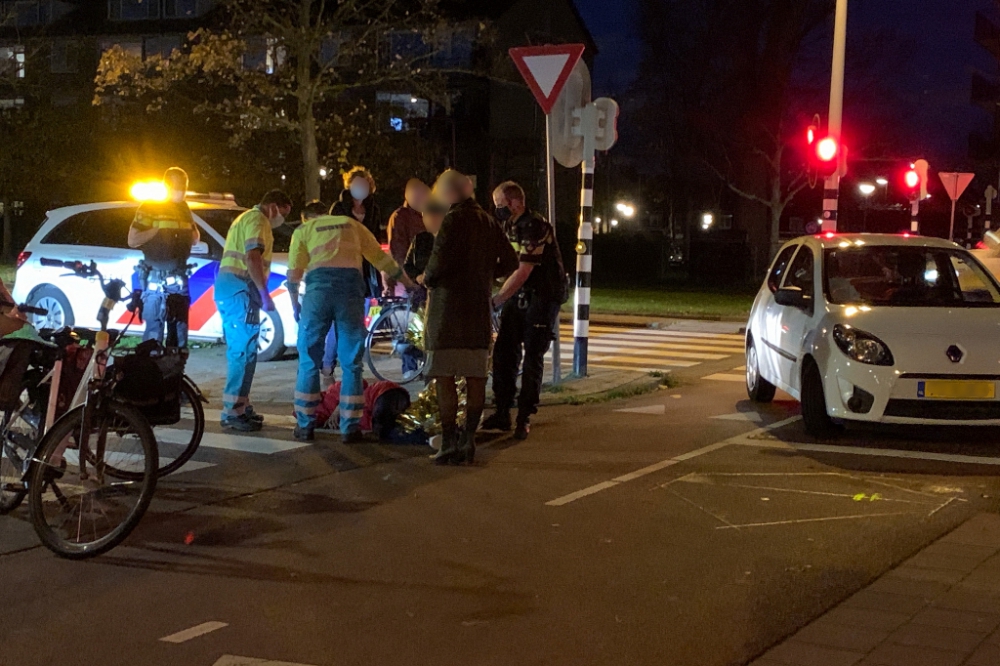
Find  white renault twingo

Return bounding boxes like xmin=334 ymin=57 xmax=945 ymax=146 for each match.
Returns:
xmin=745 ymin=233 xmax=1000 ymax=437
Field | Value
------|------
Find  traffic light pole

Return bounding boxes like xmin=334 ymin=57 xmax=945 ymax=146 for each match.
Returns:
xmin=910 ymin=199 xmax=920 ymax=234
xmin=822 ymin=0 xmax=849 ymax=232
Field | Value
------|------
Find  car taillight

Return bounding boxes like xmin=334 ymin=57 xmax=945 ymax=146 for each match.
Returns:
xmin=16 ymin=251 xmax=30 ymax=269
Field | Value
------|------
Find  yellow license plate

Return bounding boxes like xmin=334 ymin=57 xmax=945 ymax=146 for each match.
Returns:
xmin=918 ymin=380 xmax=996 ymax=400
xmin=368 ymin=305 xmax=382 ymax=320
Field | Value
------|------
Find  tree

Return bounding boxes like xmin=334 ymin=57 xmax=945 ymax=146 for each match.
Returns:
xmin=94 ymin=0 xmax=448 ymax=201
xmin=631 ymin=0 xmax=834 ymax=276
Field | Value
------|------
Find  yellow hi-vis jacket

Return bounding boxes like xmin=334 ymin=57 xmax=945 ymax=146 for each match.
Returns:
xmin=219 ymin=206 xmax=273 ymax=280
xmin=289 ymin=214 xmax=403 ymax=280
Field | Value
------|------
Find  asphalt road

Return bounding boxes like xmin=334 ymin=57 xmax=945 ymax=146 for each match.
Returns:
xmin=4 ymin=349 xmax=1000 ymax=666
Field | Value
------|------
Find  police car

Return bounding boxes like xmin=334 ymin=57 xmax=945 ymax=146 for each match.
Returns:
xmin=11 ymin=193 xmax=298 ymax=361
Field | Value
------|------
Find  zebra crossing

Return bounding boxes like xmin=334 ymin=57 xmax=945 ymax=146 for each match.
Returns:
xmin=547 ymin=324 xmax=746 ymax=372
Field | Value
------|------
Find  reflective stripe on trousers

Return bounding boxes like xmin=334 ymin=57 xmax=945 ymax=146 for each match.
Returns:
xmin=295 ymin=268 xmax=366 ymax=433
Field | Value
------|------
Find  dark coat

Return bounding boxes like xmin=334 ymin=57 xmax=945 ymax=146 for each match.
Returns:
xmin=423 ymin=198 xmax=519 ymax=351
xmin=403 ymin=231 xmax=435 ymax=280
xmin=331 ymin=189 xmax=385 ymax=243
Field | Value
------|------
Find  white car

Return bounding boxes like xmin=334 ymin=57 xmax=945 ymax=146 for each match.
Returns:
xmin=745 ymin=233 xmax=1000 ymax=436
xmin=11 ymin=197 xmax=299 ymax=361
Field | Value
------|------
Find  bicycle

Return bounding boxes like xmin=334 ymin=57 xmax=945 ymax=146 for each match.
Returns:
xmin=0 ymin=280 xmax=158 ymax=558
xmin=364 ymin=294 xmax=426 ymax=384
xmin=37 ymin=259 xmax=206 ymax=478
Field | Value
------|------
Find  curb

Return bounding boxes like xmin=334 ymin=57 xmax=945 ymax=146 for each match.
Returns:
xmin=539 ymin=374 xmax=663 ymax=406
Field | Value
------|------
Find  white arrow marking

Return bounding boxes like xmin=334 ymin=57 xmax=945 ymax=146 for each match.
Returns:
xmin=160 ymin=621 xmax=228 ymax=643
xmin=522 ymin=54 xmax=570 ymax=98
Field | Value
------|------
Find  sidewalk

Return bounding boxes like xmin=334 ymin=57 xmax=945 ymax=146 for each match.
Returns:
xmin=185 ymin=346 xmax=656 ymax=416
xmin=559 ymin=312 xmax=746 ymax=332
xmin=751 ymin=513 xmax=1000 ymax=666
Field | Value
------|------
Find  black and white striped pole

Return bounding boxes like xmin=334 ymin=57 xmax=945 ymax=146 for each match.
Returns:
xmin=986 ymin=185 xmax=997 ymax=235
xmin=572 ymin=99 xmax=618 ymax=377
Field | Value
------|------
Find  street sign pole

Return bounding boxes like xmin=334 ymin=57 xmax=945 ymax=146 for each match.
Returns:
xmin=574 ymin=103 xmax=598 ymax=376
xmin=985 ymin=185 xmax=997 ymax=233
xmin=939 ymin=172 xmax=976 ymax=242
xmin=545 ymin=113 xmax=561 ymax=384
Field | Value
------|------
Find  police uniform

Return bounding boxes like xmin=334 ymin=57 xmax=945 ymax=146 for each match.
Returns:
xmin=288 ymin=214 xmax=403 ymax=436
xmin=492 ymin=210 xmax=566 ymax=425
xmin=214 ymin=206 xmax=273 ymax=422
xmin=130 ymin=200 xmax=196 ymax=347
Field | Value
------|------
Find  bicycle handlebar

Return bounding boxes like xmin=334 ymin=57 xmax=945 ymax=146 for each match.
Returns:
xmin=0 ymin=300 xmax=48 ymax=316
xmin=40 ymin=258 xmax=142 ymax=331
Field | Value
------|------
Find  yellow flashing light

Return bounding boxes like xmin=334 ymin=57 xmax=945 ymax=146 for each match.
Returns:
xmin=130 ymin=180 xmax=168 ymax=202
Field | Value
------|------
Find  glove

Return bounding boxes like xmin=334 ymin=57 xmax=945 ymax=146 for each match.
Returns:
xmin=292 ymin=300 xmax=301 ymax=323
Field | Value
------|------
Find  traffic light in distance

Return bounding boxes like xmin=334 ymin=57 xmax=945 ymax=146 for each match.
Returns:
xmin=812 ymin=136 xmax=839 ymax=177
xmin=903 ymin=164 xmax=920 ymax=200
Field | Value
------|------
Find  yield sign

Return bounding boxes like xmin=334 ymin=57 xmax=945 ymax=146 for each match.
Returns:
xmin=938 ymin=172 xmax=975 ymax=202
xmin=509 ymin=44 xmax=585 ymax=114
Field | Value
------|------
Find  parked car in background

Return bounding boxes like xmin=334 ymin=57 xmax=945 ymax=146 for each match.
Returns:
xmin=746 ymin=233 xmax=1000 ymax=436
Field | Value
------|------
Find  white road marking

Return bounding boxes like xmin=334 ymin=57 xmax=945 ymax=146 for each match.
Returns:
xmin=159 ymin=621 xmax=228 ymax=643
xmin=614 ymin=404 xmax=667 ymax=415
xmin=157 ymin=430 xmax=310 ymax=455
xmin=160 ymin=459 xmax=216 ymax=474
xmin=739 ymin=434 xmax=1000 ymax=467
xmin=715 ymin=512 xmax=913 ymax=530
xmin=711 ymin=412 xmax=763 ymax=423
xmin=212 ymin=657 xmax=317 ymax=666
xmin=704 ymin=373 xmax=746 ymax=382
xmin=545 ymin=416 xmax=801 ymax=507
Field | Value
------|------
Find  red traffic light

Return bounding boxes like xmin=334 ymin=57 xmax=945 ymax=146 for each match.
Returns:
xmin=806 ymin=125 xmax=817 ymax=146
xmin=904 ymin=170 xmax=919 ymax=189
xmin=816 ymin=137 xmax=838 ymax=162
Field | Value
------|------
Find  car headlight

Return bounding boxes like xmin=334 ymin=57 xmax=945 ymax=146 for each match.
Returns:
xmin=832 ymin=324 xmax=894 ymax=366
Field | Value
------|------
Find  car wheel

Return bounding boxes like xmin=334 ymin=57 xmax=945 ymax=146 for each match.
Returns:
xmin=256 ymin=308 xmax=285 ymax=362
xmin=746 ymin=336 xmax=776 ymax=403
xmin=27 ymin=286 xmax=74 ymax=330
xmin=801 ymin=359 xmax=841 ymax=439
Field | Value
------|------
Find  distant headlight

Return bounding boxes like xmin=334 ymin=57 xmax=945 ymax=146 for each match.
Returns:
xmin=833 ymin=324 xmax=894 ymax=366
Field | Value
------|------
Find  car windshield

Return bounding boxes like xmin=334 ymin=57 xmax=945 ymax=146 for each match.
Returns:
xmin=195 ymin=208 xmax=295 ymax=253
xmin=824 ymin=246 xmax=1000 ymax=307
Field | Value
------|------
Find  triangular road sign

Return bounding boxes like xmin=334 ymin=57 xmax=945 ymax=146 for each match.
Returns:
xmin=509 ymin=44 xmax=585 ymax=115
xmin=938 ymin=172 xmax=975 ymax=202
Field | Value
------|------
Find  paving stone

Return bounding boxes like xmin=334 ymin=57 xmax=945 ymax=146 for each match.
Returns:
xmin=792 ymin=620 xmax=889 ymax=653
xmin=821 ymin=607 xmax=913 ymax=633
xmin=905 ymin=544 xmax=996 ymax=573
xmin=763 ymin=640 xmax=863 ymax=666
xmin=886 ymin=622 xmax=986 ymax=652
xmin=885 ymin=566 xmax=966 ymax=586
xmin=842 ymin=589 xmax=931 ymax=616
xmin=864 ymin=643 xmax=965 ymax=666
xmin=933 ymin=588 xmax=1000 ymax=614
xmin=941 ymin=514 xmax=1000 ymax=549
xmin=867 ymin=576 xmax=950 ymax=600
xmin=910 ymin=607 xmax=1000 ymax=633
xmin=968 ymin=641 xmax=1000 ymax=666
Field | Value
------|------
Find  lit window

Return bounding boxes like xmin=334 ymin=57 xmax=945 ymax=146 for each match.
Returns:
xmin=376 ymin=92 xmax=429 ymax=131
xmin=0 ymin=45 xmax=25 ymax=79
xmin=242 ymin=36 xmax=285 ymax=74
xmin=0 ymin=97 xmax=25 ymax=109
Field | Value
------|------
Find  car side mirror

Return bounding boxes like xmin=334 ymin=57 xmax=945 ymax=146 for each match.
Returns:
xmin=191 ymin=240 xmax=210 ymax=256
xmin=775 ymin=286 xmax=812 ymax=310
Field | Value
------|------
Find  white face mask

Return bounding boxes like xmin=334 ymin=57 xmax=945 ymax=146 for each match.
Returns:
xmin=350 ymin=182 xmax=370 ymax=201
xmin=270 ymin=213 xmax=285 ymax=229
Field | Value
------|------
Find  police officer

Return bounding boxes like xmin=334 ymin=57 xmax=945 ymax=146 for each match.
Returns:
xmin=214 ymin=189 xmax=292 ymax=432
xmin=128 ymin=167 xmax=199 ymax=348
xmin=482 ymin=181 xmax=567 ymax=440
xmin=287 ymin=198 xmax=415 ymax=443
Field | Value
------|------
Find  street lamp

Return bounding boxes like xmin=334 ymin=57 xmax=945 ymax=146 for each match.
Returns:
xmin=615 ymin=202 xmax=635 ymax=218
xmin=319 ymin=167 xmax=328 ymax=179
xmin=858 ymin=183 xmax=875 ymax=232
xmin=701 ymin=213 xmax=715 ymax=230
xmin=875 ymin=177 xmax=888 ymax=186
xmin=610 ymin=219 xmax=619 ymax=228
xmin=858 ymin=183 xmax=876 ymax=196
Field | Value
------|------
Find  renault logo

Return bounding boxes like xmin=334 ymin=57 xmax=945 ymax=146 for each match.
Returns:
xmin=946 ymin=345 xmax=964 ymax=363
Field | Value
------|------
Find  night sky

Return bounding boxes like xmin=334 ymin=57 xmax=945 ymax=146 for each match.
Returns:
xmin=574 ymin=0 xmax=999 ymax=166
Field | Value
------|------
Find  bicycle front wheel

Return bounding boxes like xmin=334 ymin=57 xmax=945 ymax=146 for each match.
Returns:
xmin=0 ymin=397 xmax=43 ymax=514
xmin=365 ymin=306 xmax=426 ymax=384
xmin=28 ymin=402 xmax=157 ymax=559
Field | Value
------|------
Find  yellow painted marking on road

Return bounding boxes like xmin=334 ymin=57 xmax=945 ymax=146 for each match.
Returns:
xmin=853 ymin=493 xmax=884 ymax=502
